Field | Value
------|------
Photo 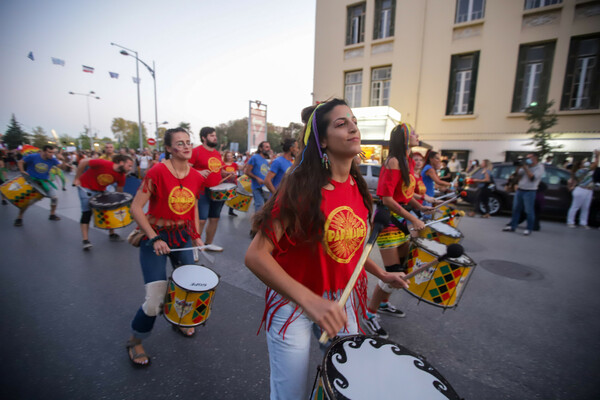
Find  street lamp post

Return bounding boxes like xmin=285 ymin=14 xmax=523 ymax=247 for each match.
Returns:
xmin=111 ymin=42 xmax=160 ymax=151
xmin=69 ymin=90 xmax=100 ymax=148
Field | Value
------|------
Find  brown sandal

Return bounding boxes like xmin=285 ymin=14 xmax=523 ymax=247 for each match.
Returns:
xmin=126 ymin=339 xmax=151 ymax=367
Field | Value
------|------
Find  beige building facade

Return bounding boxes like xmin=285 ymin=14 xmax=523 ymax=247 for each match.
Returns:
xmin=313 ymin=0 xmax=600 ymax=165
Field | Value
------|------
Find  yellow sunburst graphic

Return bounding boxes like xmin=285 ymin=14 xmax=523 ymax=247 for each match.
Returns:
xmin=323 ymin=206 xmax=366 ymax=264
xmin=402 ymin=174 xmax=416 ymax=198
xmin=168 ymin=186 xmax=196 ymax=215
xmin=208 ymin=157 xmax=222 ymax=173
xmin=97 ymin=174 xmax=115 ymax=186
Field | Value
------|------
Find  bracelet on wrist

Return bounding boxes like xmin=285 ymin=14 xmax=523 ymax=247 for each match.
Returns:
xmin=147 ymin=236 xmax=163 ymax=246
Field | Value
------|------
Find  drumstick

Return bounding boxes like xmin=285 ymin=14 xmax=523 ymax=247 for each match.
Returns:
xmin=432 ymin=196 xmax=460 ymax=210
xmin=434 ymin=192 xmax=456 ymax=201
xmin=169 ymin=246 xmax=216 ymax=264
xmin=319 ymin=208 xmax=391 ymax=344
xmin=409 ymin=216 xmax=451 ymax=231
xmin=402 ymin=243 xmax=464 ymax=281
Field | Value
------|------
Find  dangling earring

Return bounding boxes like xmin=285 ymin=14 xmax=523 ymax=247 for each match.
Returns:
xmin=321 ymin=151 xmax=330 ymax=170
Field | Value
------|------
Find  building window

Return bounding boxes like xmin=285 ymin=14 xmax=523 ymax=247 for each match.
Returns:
xmin=524 ymin=0 xmax=562 ymax=10
xmin=374 ymin=0 xmax=395 ymax=40
xmin=345 ymin=71 xmax=363 ymax=108
xmin=455 ymin=0 xmax=486 ymax=23
xmin=561 ymin=34 xmax=600 ymax=110
xmin=370 ymin=67 xmax=391 ymax=106
xmin=512 ymin=42 xmax=555 ymax=112
xmin=346 ymin=3 xmax=366 ymax=45
xmin=446 ymin=52 xmax=480 ymax=115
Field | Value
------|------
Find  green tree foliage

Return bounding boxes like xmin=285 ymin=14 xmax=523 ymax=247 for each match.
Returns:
xmin=58 ymin=134 xmax=78 ymax=149
xmin=31 ymin=126 xmax=50 ymax=148
xmin=525 ymin=100 xmax=560 ymax=159
xmin=111 ymin=118 xmax=147 ymax=150
xmin=215 ymin=118 xmax=248 ymax=153
xmin=178 ymin=122 xmax=192 ymax=132
xmin=3 ymin=114 xmax=30 ymax=149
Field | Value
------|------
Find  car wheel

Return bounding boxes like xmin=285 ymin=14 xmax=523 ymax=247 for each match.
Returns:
xmin=485 ymin=194 xmax=502 ymax=215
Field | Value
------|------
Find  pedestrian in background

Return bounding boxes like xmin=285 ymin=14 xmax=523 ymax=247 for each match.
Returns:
xmin=244 ymin=141 xmax=271 ymax=213
xmin=567 ymin=150 xmax=599 ymax=228
xmin=468 ymin=159 xmax=493 ymax=218
xmin=448 ymin=152 xmax=462 ymax=179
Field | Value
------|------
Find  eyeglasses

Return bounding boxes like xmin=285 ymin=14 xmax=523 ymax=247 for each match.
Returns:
xmin=173 ymin=141 xmax=193 ymax=148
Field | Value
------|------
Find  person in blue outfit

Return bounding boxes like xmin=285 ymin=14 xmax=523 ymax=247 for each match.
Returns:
xmin=244 ymin=141 xmax=271 ymax=212
xmin=15 ymin=145 xmax=61 ymax=226
xmin=264 ymin=138 xmax=298 ymax=194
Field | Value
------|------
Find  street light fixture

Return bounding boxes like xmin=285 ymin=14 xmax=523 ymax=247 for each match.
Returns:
xmin=69 ymin=90 xmax=100 ymax=147
xmin=111 ymin=42 xmax=160 ymax=150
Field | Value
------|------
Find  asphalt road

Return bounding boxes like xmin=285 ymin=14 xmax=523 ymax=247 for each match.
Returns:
xmin=1 ymin=172 xmax=599 ymax=400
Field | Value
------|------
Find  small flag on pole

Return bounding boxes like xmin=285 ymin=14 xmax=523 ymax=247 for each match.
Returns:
xmin=82 ymin=65 xmax=95 ymax=73
xmin=27 ymin=51 xmax=34 ymax=61
xmin=132 ymin=77 xmax=140 ymax=84
xmin=109 ymin=72 xmax=119 ymax=79
xmin=51 ymin=57 xmax=65 ymax=66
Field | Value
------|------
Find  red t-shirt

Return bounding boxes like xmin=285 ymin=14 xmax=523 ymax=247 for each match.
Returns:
xmin=80 ymin=159 xmax=126 ymax=191
xmin=142 ymin=163 xmax=206 ymax=223
xmin=189 ymin=145 xmax=223 ymax=187
xmin=222 ymin=162 xmax=238 ymax=184
xmin=376 ymin=157 xmax=416 ymax=205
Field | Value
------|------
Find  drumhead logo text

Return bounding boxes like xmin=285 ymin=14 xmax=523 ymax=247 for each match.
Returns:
xmin=208 ymin=157 xmax=222 ymax=173
xmin=168 ymin=186 xmax=196 ymax=215
xmin=323 ymin=206 xmax=366 ymax=264
xmin=97 ymin=173 xmax=115 ymax=187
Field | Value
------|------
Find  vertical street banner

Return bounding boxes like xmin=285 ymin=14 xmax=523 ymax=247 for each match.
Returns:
xmin=247 ymin=101 xmax=267 ymax=153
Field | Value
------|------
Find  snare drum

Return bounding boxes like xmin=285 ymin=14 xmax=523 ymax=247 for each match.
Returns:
xmin=0 ymin=175 xmax=47 ymax=210
xmin=419 ymin=220 xmax=463 ymax=245
xmin=405 ymin=237 xmax=476 ymax=309
xmin=208 ymin=183 xmax=237 ymax=201
xmin=163 ymin=265 xmax=219 ymax=327
xmin=225 ymin=188 xmax=253 ymax=212
xmin=88 ymin=192 xmax=133 ymax=230
xmin=434 ymin=205 xmax=465 ymax=228
xmin=311 ymin=335 xmax=460 ymax=400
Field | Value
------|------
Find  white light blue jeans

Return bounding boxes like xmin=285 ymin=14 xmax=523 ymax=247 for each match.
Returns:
xmin=265 ymin=294 xmax=358 ymax=400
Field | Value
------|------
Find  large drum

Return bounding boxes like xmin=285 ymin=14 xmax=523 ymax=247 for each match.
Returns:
xmin=225 ymin=188 xmax=253 ymax=212
xmin=0 ymin=175 xmax=47 ymax=210
xmin=311 ymin=335 xmax=460 ymax=399
xmin=433 ymin=205 xmax=465 ymax=228
xmin=208 ymin=183 xmax=237 ymax=201
xmin=406 ymin=237 xmax=476 ymax=309
xmin=88 ymin=192 xmax=133 ymax=230
xmin=238 ymin=174 xmax=252 ymax=193
xmin=419 ymin=220 xmax=463 ymax=245
xmin=163 ymin=265 xmax=219 ymax=327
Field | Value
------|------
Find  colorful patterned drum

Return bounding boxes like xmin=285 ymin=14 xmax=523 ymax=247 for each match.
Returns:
xmin=0 ymin=175 xmax=47 ymax=210
xmin=88 ymin=192 xmax=133 ymax=230
xmin=164 ymin=265 xmax=219 ymax=327
xmin=225 ymin=189 xmax=253 ymax=212
xmin=311 ymin=335 xmax=460 ymax=399
xmin=434 ymin=205 xmax=465 ymax=228
xmin=238 ymin=174 xmax=252 ymax=193
xmin=208 ymin=183 xmax=237 ymax=201
xmin=406 ymin=237 xmax=476 ymax=309
xmin=419 ymin=220 xmax=463 ymax=245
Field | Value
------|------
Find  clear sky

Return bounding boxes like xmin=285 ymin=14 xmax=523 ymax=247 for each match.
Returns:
xmin=0 ymin=0 xmax=316 ymax=142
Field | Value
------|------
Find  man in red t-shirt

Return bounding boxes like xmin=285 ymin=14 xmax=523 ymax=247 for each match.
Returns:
xmin=189 ymin=127 xmax=226 ymax=252
xmin=73 ymin=154 xmax=134 ymax=250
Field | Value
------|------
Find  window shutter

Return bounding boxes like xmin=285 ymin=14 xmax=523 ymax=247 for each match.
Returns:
xmin=374 ymin=0 xmax=382 ymax=40
xmin=389 ymin=0 xmax=396 ymax=37
xmin=346 ymin=8 xmax=353 ymax=45
xmin=590 ymin=38 xmax=600 ymax=109
xmin=446 ymin=55 xmax=458 ymax=115
xmin=467 ymin=51 xmax=480 ymax=114
xmin=561 ymin=38 xmax=578 ymax=110
xmin=539 ymin=41 xmax=556 ymax=106
xmin=512 ymin=46 xmax=527 ymax=112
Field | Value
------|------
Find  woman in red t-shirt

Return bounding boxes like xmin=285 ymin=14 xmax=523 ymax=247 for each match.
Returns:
xmin=364 ymin=124 xmax=433 ymax=339
xmin=411 ymin=151 xmax=435 ymax=206
xmin=222 ymin=150 xmax=239 ymax=216
xmin=126 ymin=128 xmax=206 ymax=367
xmin=245 ymin=99 xmax=408 ymax=399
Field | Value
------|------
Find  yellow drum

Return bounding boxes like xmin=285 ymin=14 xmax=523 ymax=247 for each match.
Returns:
xmin=238 ymin=174 xmax=252 ymax=193
xmin=434 ymin=205 xmax=465 ymax=228
xmin=88 ymin=192 xmax=133 ymax=230
xmin=225 ymin=189 xmax=253 ymax=212
xmin=406 ymin=238 xmax=476 ymax=309
xmin=164 ymin=265 xmax=220 ymax=327
xmin=208 ymin=183 xmax=237 ymax=201
xmin=419 ymin=220 xmax=463 ymax=245
xmin=0 ymin=175 xmax=46 ymax=210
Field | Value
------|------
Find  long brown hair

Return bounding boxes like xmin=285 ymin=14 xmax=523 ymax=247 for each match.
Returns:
xmin=252 ymin=98 xmax=372 ymax=244
xmin=385 ymin=123 xmax=412 ymax=183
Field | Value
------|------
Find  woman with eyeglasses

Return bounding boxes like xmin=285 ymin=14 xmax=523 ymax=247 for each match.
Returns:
xmin=126 ymin=127 xmax=206 ymax=367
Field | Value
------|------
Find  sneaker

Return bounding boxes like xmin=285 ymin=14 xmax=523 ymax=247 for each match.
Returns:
xmin=109 ymin=233 xmax=122 ymax=242
xmin=204 ymin=243 xmax=223 ymax=252
xmin=378 ymin=302 xmax=406 ymax=318
xmin=14 ymin=218 xmax=23 ymax=227
xmin=364 ymin=315 xmax=388 ymax=339
xmin=2 ymin=199 xmax=7 ymax=205
xmin=49 ymin=215 xmax=61 ymax=221
xmin=502 ymin=226 xmax=514 ymax=232
xmin=567 ymin=224 xmax=576 ymax=228
xmin=583 ymin=225 xmax=591 ymax=230
xmin=82 ymin=240 xmax=93 ymax=250
xmin=228 ymin=209 xmax=238 ymax=217
xmin=523 ymin=230 xmax=531 ymax=236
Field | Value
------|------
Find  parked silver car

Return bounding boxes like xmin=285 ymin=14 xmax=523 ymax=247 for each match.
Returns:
xmin=359 ymin=163 xmax=381 ymax=199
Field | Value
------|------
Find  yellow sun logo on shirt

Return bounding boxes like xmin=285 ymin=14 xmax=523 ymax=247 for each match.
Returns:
xmin=168 ymin=186 xmax=196 ymax=215
xmin=323 ymin=206 xmax=366 ymax=264
xmin=402 ymin=175 xmax=416 ymax=198
xmin=97 ymin=174 xmax=115 ymax=186
xmin=208 ymin=157 xmax=222 ymax=173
